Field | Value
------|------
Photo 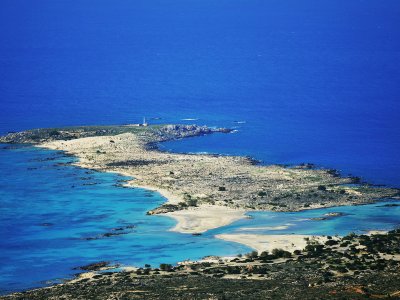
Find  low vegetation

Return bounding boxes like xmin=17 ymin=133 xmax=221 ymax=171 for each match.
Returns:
xmin=4 ymin=230 xmax=400 ymax=299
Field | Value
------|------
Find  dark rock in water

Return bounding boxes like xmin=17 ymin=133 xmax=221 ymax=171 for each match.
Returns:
xmin=111 ymin=225 xmax=135 ymax=231
xmin=294 ymin=163 xmax=315 ymax=170
xmin=117 ymin=179 xmax=130 ymax=183
xmin=113 ymin=183 xmax=129 ymax=188
xmin=30 ymin=157 xmax=56 ymax=162
xmin=81 ymin=237 xmax=98 ymax=241
xmin=55 ymin=162 xmax=73 ymax=167
xmin=112 ymin=227 xmax=125 ymax=231
xmin=156 ymin=124 xmax=232 ymax=141
xmin=81 ymin=225 xmax=136 ymax=240
xmin=323 ymin=212 xmax=346 ymax=217
xmin=311 ymin=212 xmax=347 ymax=221
xmin=349 ymin=176 xmax=362 ymax=183
xmin=101 ymin=231 xmax=132 ymax=238
xmin=378 ymin=203 xmax=400 ymax=207
xmin=310 ymin=217 xmax=327 ymax=221
xmin=218 ymin=128 xmax=232 ymax=134
xmin=326 ymin=169 xmax=340 ymax=177
xmin=1 ymin=145 xmax=31 ymax=150
xmin=73 ymin=261 xmax=110 ymax=271
xmin=82 ymin=182 xmax=98 ymax=186
xmin=246 ymin=156 xmax=261 ymax=165
xmin=102 ymin=232 xmax=123 ymax=238
xmin=192 ymin=233 xmax=202 ymax=236
xmin=82 ymin=231 xmax=128 ymax=240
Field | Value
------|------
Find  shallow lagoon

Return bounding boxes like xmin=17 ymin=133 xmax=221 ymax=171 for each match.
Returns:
xmin=0 ymin=145 xmax=399 ymax=294
xmin=212 ymin=200 xmax=400 ymax=237
xmin=0 ymin=145 xmax=250 ymax=294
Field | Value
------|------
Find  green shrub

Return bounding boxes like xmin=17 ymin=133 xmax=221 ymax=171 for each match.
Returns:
xmin=305 ymin=244 xmax=324 ymax=255
xmin=247 ymin=251 xmax=258 ymax=259
xmin=49 ymin=130 xmax=60 ymax=136
xmin=159 ymin=263 xmax=173 ymax=272
xmin=186 ymin=198 xmax=198 ymax=207
xmin=272 ymin=248 xmax=292 ymax=258
xmin=142 ymin=268 xmax=150 ymax=275
xmin=325 ymin=240 xmax=339 ymax=246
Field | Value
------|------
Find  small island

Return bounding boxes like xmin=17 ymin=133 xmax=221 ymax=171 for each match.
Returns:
xmin=1 ymin=124 xmax=400 ymax=299
xmin=1 ymin=124 xmax=398 ymax=237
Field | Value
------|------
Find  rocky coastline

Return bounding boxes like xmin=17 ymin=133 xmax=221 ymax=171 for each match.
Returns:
xmin=2 ymin=230 xmax=400 ymax=299
xmin=1 ymin=124 xmax=399 ymax=235
xmin=1 ymin=124 xmax=397 ymax=219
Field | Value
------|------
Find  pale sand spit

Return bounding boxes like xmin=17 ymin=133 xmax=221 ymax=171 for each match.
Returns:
xmin=216 ymin=233 xmax=328 ymax=253
xmin=166 ymin=205 xmax=246 ymax=234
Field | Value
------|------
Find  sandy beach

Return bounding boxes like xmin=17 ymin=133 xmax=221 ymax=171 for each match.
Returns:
xmin=216 ymin=233 xmax=328 ymax=253
xmin=166 ymin=205 xmax=246 ymax=233
xmin=1 ymin=125 xmax=397 ymax=248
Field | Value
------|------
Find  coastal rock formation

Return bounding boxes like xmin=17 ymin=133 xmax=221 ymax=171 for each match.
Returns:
xmin=0 ymin=124 xmax=224 ymax=144
xmin=1 ymin=124 xmax=398 ymax=219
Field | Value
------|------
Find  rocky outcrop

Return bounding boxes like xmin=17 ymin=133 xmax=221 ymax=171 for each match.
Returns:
xmin=0 ymin=124 xmax=231 ymax=145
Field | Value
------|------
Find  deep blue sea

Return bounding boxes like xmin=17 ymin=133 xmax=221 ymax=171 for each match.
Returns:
xmin=1 ymin=0 xmax=400 ymax=294
xmin=0 ymin=0 xmax=399 ymax=185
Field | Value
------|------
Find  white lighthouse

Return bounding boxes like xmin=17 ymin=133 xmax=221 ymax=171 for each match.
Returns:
xmin=143 ymin=117 xmax=148 ymax=127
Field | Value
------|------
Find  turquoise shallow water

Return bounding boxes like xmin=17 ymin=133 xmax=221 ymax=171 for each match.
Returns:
xmin=0 ymin=143 xmax=399 ymax=294
xmin=0 ymin=145 xmax=251 ymax=294
xmin=1 ymin=0 xmax=399 ymax=295
xmin=211 ymin=201 xmax=400 ymax=237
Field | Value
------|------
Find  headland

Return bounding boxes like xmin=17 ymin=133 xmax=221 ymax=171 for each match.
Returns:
xmin=1 ymin=124 xmax=398 ymax=241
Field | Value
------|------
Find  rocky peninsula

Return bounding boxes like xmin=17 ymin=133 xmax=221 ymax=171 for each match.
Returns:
xmin=0 ymin=124 xmax=398 ymax=237
xmin=2 ymin=124 xmax=400 ymax=299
